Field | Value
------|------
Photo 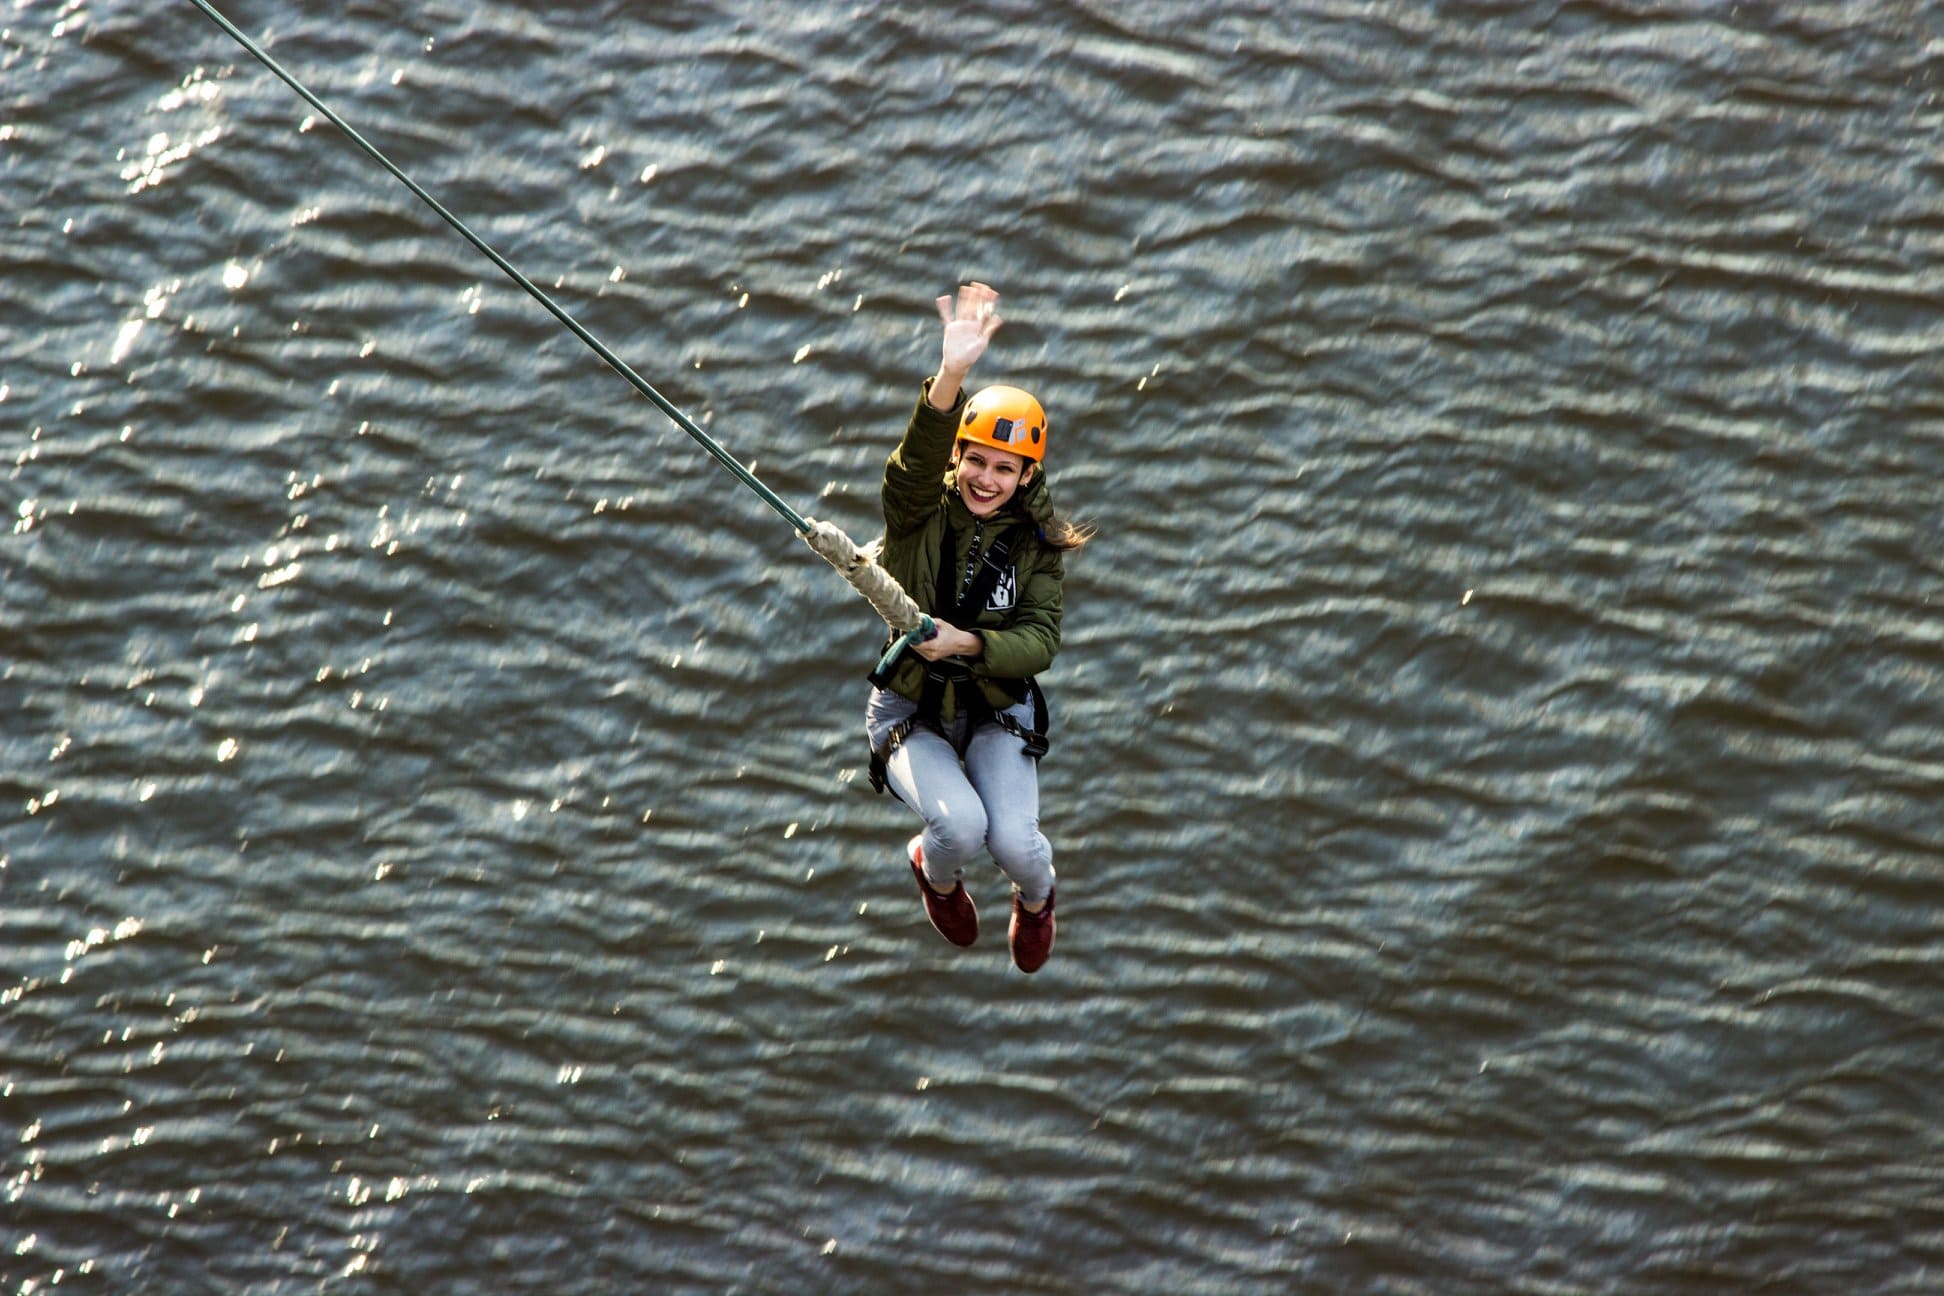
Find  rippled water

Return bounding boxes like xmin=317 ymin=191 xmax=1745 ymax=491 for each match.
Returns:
xmin=5 ymin=2 xmax=1942 ymax=1292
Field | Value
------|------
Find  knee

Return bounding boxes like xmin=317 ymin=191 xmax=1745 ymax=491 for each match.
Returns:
xmin=985 ymin=818 xmax=1050 ymax=880
xmin=925 ymin=799 xmax=989 ymax=866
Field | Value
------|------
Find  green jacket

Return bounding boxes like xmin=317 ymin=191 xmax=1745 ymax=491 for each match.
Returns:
xmin=877 ymin=379 xmax=1065 ymax=720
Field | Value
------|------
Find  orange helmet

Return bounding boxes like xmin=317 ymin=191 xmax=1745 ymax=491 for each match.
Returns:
xmin=958 ymin=384 xmax=1047 ymax=463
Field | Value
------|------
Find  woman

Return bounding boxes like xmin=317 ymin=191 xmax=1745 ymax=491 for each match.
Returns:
xmin=865 ymin=282 xmax=1089 ymax=973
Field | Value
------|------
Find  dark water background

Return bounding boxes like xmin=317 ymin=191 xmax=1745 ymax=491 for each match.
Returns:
xmin=5 ymin=1 xmax=1942 ymax=1292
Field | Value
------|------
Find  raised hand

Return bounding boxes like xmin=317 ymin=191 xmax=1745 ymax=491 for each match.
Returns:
xmin=928 ymin=282 xmax=1002 ymax=409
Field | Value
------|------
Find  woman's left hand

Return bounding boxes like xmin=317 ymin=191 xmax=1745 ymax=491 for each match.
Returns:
xmin=911 ymin=619 xmax=983 ymax=662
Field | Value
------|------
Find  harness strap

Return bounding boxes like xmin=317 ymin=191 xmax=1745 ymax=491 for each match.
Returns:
xmin=945 ymin=523 xmax=1019 ymax=624
xmin=992 ymin=678 xmax=1051 ymax=760
xmin=868 ymin=717 xmax=922 ymax=795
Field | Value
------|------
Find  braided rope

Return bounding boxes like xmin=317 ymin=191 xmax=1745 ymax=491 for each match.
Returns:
xmin=799 ymin=519 xmax=926 ymax=634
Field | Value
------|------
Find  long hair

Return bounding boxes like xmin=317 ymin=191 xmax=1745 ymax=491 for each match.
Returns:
xmin=1040 ymin=512 xmax=1094 ymax=552
xmin=1016 ymin=462 xmax=1091 ymax=552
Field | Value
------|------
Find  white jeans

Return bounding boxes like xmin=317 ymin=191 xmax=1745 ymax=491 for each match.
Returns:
xmin=865 ymin=688 xmax=1055 ymax=904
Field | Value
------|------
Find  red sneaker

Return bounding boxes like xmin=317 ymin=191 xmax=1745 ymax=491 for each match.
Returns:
xmin=909 ymin=837 xmax=977 ymax=947
xmin=1009 ymin=888 xmax=1055 ymax=973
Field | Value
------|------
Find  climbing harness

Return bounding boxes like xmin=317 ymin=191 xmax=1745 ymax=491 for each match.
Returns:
xmin=187 ymin=0 xmax=937 ymax=665
xmin=867 ymin=678 xmax=1051 ymax=796
xmin=865 ymin=516 xmax=1051 ymax=796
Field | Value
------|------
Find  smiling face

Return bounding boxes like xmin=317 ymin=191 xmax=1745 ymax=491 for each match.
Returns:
xmin=954 ymin=440 xmax=1035 ymax=518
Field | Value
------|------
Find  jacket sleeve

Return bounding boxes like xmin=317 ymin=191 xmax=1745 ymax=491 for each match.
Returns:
xmin=882 ymin=379 xmax=961 ymax=538
xmin=972 ymin=548 xmax=1063 ymax=681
